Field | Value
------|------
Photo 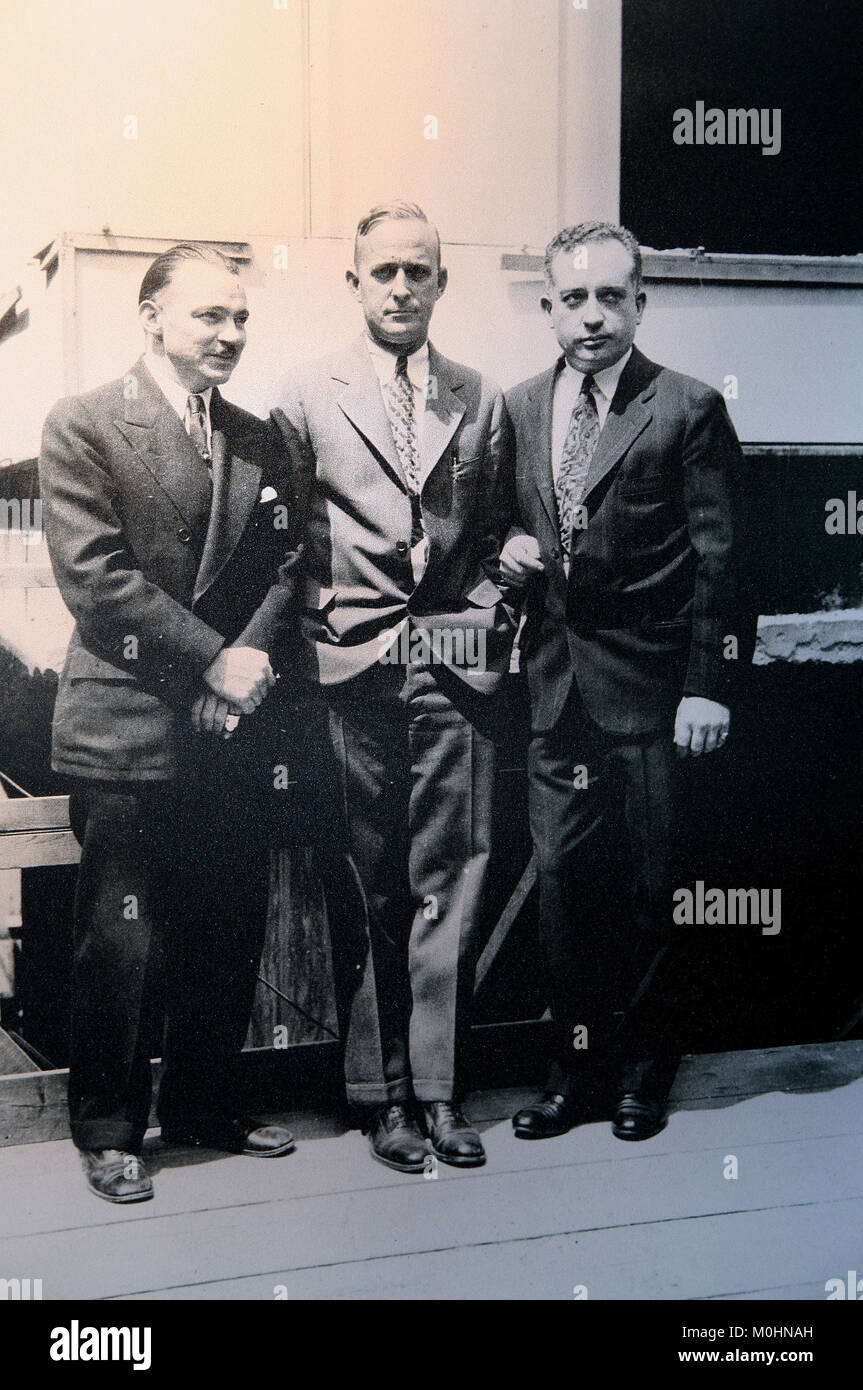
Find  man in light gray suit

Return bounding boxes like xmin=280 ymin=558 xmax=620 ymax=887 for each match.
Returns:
xmin=273 ymin=201 xmax=514 ymax=1173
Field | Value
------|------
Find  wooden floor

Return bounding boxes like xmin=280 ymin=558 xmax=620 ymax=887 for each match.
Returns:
xmin=1 ymin=1041 xmax=862 ymax=1301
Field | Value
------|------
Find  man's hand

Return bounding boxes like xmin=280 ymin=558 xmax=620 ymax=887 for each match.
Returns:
xmin=191 ymin=691 xmax=242 ymax=737
xmin=674 ymin=696 xmax=730 ymax=757
xmin=500 ymin=533 xmax=545 ymax=588
xmin=201 ymin=646 xmax=275 ymax=714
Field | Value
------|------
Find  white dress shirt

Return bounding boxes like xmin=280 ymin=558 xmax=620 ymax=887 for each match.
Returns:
xmin=551 ymin=347 xmax=632 ymax=488
xmin=144 ymin=352 xmax=214 ymax=456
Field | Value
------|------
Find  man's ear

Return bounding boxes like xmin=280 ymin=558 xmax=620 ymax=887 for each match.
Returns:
xmin=138 ymin=298 xmax=161 ymax=343
xmin=346 ymin=267 xmax=361 ymax=302
xmin=635 ymin=288 xmax=647 ymax=323
xmin=436 ymin=265 xmax=448 ymax=299
xmin=540 ymin=294 xmax=553 ymax=318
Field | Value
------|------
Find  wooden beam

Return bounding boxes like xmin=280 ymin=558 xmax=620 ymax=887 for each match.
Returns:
xmin=0 ymin=1028 xmax=36 ymax=1075
xmin=500 ymin=248 xmax=863 ymax=287
xmin=0 ymin=831 xmax=81 ymax=870
xmin=0 ymin=796 xmax=71 ymax=833
xmin=475 ymin=855 xmax=537 ymax=993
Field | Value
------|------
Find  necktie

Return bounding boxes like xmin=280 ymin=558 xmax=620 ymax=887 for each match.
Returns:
xmin=385 ymin=355 xmax=420 ymax=494
xmin=555 ymin=374 xmax=599 ymax=560
xmin=385 ymin=355 xmax=426 ymax=578
xmin=185 ymin=393 xmax=211 ymax=472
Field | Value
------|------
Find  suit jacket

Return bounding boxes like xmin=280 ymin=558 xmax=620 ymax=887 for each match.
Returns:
xmin=506 ymin=347 xmax=756 ymax=736
xmin=39 ymin=358 xmax=304 ymax=781
xmin=271 ymin=336 xmax=515 ymax=693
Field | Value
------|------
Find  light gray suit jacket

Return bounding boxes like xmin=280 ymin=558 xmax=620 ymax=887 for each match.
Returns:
xmin=272 ymin=337 xmax=515 ymax=692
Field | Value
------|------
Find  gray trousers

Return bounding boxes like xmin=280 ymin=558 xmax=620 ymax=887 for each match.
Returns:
xmin=323 ymin=660 xmax=498 ymax=1105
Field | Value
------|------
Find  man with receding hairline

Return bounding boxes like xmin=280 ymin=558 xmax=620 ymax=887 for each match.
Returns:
xmin=272 ymin=201 xmax=515 ymax=1173
xmin=39 ymin=243 xmax=300 ymax=1201
xmin=502 ymin=221 xmax=755 ymax=1143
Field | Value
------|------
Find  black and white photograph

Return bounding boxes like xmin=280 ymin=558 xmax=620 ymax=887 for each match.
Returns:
xmin=0 ymin=0 xmax=861 ymax=1343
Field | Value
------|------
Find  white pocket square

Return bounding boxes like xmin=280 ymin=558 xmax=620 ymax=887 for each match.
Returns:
xmin=259 ymin=486 xmax=278 ymax=503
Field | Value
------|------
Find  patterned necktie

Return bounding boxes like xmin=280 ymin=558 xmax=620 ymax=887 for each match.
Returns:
xmin=385 ymin=354 xmax=425 ymax=576
xmin=385 ymin=354 xmax=421 ymax=494
xmin=185 ymin=393 xmax=211 ymax=472
xmin=555 ymin=373 xmax=599 ymax=559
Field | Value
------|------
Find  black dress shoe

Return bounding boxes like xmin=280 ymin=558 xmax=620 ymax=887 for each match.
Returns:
xmin=423 ymin=1101 xmax=486 ymax=1167
xmin=612 ymin=1091 xmax=668 ymax=1142
xmin=511 ymin=1092 xmax=592 ymax=1139
xmin=81 ymin=1149 xmax=153 ymax=1203
xmin=161 ymin=1117 xmax=295 ymax=1156
xmin=367 ymin=1103 xmax=429 ymax=1173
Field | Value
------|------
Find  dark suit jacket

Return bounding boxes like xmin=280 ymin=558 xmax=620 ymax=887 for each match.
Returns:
xmin=272 ymin=337 xmax=514 ymax=693
xmin=506 ymin=347 xmax=756 ymax=736
xmin=39 ymin=358 xmax=304 ymax=781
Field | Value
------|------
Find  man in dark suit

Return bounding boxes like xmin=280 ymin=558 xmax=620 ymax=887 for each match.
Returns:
xmin=502 ymin=222 xmax=755 ymax=1142
xmin=39 ymin=244 xmax=299 ymax=1202
xmin=272 ymin=201 xmax=514 ymax=1173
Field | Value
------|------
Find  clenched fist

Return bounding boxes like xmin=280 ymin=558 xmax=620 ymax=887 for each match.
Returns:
xmin=500 ymin=531 xmax=545 ymax=588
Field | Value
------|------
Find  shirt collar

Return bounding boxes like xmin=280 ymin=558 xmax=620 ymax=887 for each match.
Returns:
xmin=365 ymin=333 xmax=430 ymax=392
xmin=561 ymin=346 xmax=632 ymax=402
xmin=144 ymin=352 xmax=214 ymax=421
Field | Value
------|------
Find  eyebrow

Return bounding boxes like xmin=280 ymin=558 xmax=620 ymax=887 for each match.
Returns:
xmin=192 ymin=303 xmax=249 ymax=314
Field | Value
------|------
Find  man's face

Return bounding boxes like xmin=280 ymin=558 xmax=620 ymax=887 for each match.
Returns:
xmin=347 ymin=218 xmax=447 ymax=354
xmin=140 ymin=260 xmax=249 ymax=390
xmin=542 ymin=238 xmax=645 ymax=374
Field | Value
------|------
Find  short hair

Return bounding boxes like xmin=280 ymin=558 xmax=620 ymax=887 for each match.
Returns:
xmin=138 ymin=243 xmax=240 ymax=305
xmin=544 ymin=222 xmax=643 ymax=292
xmin=354 ymin=200 xmax=441 ymax=266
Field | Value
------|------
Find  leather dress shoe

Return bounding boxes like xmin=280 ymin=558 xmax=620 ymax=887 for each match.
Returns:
xmin=81 ymin=1149 xmax=153 ymax=1203
xmin=161 ymin=1117 xmax=295 ymax=1156
xmin=423 ymin=1101 xmax=486 ymax=1167
xmin=512 ymin=1092 xmax=592 ymax=1139
xmin=367 ymin=1103 xmax=429 ymax=1173
xmin=612 ymin=1091 xmax=668 ymax=1142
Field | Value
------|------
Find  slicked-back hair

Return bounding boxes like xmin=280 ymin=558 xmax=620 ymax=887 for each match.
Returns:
xmin=354 ymin=200 xmax=441 ymax=267
xmin=544 ymin=222 xmax=643 ymax=293
xmin=138 ymin=243 xmax=240 ymax=305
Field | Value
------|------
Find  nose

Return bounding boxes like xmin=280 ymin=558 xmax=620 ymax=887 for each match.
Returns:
xmin=582 ymin=293 xmax=605 ymax=329
xmin=220 ymin=319 xmax=246 ymax=345
xmin=390 ymin=269 xmax=412 ymax=301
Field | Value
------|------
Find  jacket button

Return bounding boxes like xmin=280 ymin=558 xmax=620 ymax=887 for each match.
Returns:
xmin=395 ymin=540 xmax=409 ymax=555
xmin=552 ymin=548 xmax=561 ymax=561
xmin=177 ymin=525 xmax=192 ymax=543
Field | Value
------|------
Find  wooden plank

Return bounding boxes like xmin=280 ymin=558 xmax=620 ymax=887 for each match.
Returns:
xmin=0 ymin=796 xmax=71 ymax=833
xmin=671 ymin=1040 xmax=863 ymax=1104
xmin=0 ymin=829 xmax=81 ymax=870
xmin=2 ymin=1034 xmax=861 ymax=1148
xmin=4 ymin=1077 xmax=862 ymax=1242
xmin=118 ymin=1198 xmax=863 ymax=1302
xmin=475 ymin=854 xmax=537 ymax=992
xmin=499 ymin=248 xmax=863 ymax=287
xmin=2 ymin=1121 xmax=861 ymax=1298
xmin=0 ymin=1028 xmax=34 ymax=1075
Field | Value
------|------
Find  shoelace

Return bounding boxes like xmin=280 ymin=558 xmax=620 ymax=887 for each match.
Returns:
xmin=429 ymin=1102 xmax=469 ymax=1129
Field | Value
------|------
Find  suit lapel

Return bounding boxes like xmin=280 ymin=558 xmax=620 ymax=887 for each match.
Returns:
xmin=335 ymin=338 xmax=407 ymax=489
xmin=116 ymin=359 xmax=212 ymax=530
xmin=583 ymin=348 xmax=659 ymax=498
xmin=524 ymin=362 xmax=560 ymax=536
xmin=419 ymin=346 xmax=465 ymax=488
xmin=194 ymin=391 xmax=262 ymax=602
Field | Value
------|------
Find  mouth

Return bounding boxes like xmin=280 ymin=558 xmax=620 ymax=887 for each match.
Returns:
xmin=579 ymin=337 xmax=610 ymax=348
